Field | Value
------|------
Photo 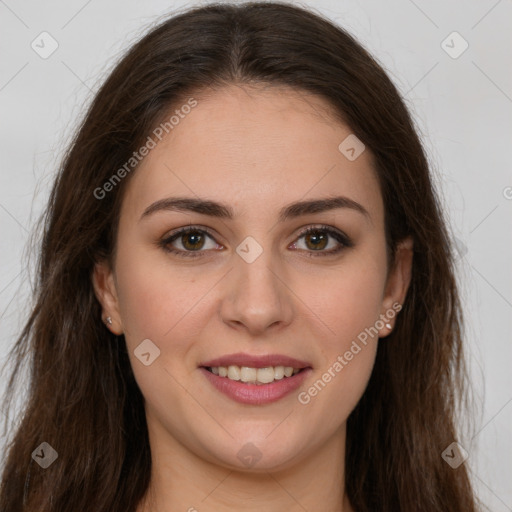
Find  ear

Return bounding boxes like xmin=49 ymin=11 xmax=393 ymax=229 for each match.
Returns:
xmin=92 ymin=259 xmax=124 ymax=335
xmin=378 ymin=236 xmax=414 ymax=337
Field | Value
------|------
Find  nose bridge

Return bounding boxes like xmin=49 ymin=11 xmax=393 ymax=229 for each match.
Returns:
xmin=220 ymin=234 xmax=293 ymax=332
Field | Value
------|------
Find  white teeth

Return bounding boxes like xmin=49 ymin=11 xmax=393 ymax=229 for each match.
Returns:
xmin=274 ymin=366 xmax=285 ymax=380
xmin=208 ymin=365 xmax=303 ymax=384
xmin=256 ymin=367 xmax=275 ymax=384
xmin=227 ymin=365 xmax=241 ymax=381
xmin=240 ymin=366 xmax=257 ymax=383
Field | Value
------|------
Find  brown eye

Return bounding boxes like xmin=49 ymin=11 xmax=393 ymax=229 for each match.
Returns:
xmin=291 ymin=225 xmax=353 ymax=257
xmin=181 ymin=231 xmax=206 ymax=251
xmin=303 ymin=230 xmax=329 ymax=251
xmin=160 ymin=224 xmax=352 ymax=259
xmin=160 ymin=226 xmax=221 ymax=258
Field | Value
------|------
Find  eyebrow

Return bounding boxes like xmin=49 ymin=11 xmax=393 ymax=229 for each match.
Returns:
xmin=140 ymin=195 xmax=371 ymax=223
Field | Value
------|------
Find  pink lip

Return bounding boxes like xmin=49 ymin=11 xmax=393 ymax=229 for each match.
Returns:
xmin=200 ymin=352 xmax=312 ymax=369
xmin=199 ymin=367 xmax=312 ymax=405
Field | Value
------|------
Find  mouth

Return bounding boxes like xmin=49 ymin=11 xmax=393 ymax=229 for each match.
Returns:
xmin=198 ymin=353 xmax=312 ymax=405
xmin=198 ymin=363 xmax=313 ymax=406
xmin=202 ymin=365 xmax=307 ymax=385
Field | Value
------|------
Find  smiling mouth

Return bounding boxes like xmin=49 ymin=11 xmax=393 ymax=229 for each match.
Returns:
xmin=203 ymin=365 xmax=306 ymax=385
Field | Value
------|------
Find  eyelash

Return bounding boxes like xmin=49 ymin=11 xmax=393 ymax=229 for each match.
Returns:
xmin=159 ymin=224 xmax=353 ymax=259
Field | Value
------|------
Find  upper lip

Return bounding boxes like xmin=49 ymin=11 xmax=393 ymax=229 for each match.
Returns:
xmin=200 ymin=352 xmax=312 ymax=369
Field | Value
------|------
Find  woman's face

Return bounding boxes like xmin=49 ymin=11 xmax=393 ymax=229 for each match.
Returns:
xmin=94 ymin=84 xmax=412 ymax=472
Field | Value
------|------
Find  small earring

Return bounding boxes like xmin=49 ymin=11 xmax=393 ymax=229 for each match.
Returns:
xmin=105 ymin=316 xmax=113 ymax=326
xmin=385 ymin=323 xmax=392 ymax=329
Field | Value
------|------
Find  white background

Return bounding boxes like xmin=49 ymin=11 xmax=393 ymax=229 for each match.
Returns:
xmin=1 ymin=0 xmax=511 ymax=509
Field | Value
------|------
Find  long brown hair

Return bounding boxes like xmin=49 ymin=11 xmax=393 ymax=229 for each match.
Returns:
xmin=0 ymin=2 xmax=479 ymax=510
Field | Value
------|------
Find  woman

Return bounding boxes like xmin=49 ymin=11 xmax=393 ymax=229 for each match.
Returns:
xmin=0 ymin=2 xmax=480 ymax=510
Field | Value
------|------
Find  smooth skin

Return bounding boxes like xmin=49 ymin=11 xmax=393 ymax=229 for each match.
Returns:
xmin=93 ymin=83 xmax=413 ymax=512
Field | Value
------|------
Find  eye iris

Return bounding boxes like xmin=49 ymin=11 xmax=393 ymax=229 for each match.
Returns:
xmin=305 ymin=231 xmax=328 ymax=250
xmin=182 ymin=231 xmax=204 ymax=250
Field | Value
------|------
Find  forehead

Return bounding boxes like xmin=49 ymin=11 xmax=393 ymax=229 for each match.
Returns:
xmin=120 ymin=84 xmax=383 ymax=225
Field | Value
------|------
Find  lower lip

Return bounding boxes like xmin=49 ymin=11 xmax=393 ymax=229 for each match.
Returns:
xmin=199 ymin=367 xmax=312 ymax=405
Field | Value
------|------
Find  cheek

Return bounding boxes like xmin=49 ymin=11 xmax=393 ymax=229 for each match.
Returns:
xmin=334 ymin=266 xmax=386 ymax=340
xmin=114 ymin=242 xmax=211 ymax=344
xmin=294 ymin=252 xmax=386 ymax=413
xmin=301 ymin=251 xmax=387 ymax=351
xmin=113 ymin=248 xmax=207 ymax=410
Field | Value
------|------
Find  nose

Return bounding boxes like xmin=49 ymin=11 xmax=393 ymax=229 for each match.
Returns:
xmin=219 ymin=243 xmax=294 ymax=336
